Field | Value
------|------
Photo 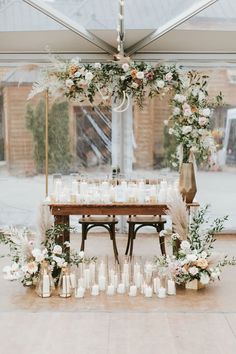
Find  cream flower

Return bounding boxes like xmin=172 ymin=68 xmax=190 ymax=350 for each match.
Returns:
xmin=181 ymin=240 xmax=191 ymax=251
xmin=182 ymin=125 xmax=192 ymax=134
xmin=136 ymin=71 xmax=144 ymax=79
xmin=79 ymin=251 xmax=85 ymax=258
xmin=165 ymin=72 xmax=173 ymax=81
xmin=26 ymin=261 xmax=38 ymax=275
xmin=122 ymin=63 xmax=129 ymax=72
xmin=156 ymin=80 xmax=165 ymax=89
xmin=174 ymin=94 xmax=186 ymax=103
xmin=199 ymin=108 xmax=211 ymax=117
xmin=196 ymin=258 xmax=208 ymax=269
xmin=198 ymin=116 xmax=208 ymax=126
xmin=186 ymin=254 xmax=198 ymax=262
xmin=173 ymin=107 xmax=181 ymax=116
xmin=94 ymin=62 xmax=101 ymax=69
xmin=32 ymin=248 xmax=44 ymax=262
xmin=131 ymin=82 xmax=139 ymax=89
xmin=53 ymin=245 xmax=62 ymax=255
xmin=65 ymin=79 xmax=74 ymax=88
xmin=85 ymin=72 xmax=94 ymax=82
xmin=189 ymin=266 xmax=199 ymax=276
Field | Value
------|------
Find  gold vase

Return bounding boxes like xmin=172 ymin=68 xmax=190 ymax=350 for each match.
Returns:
xmin=185 ymin=279 xmax=205 ymax=290
xmin=179 ymin=162 xmax=197 ymax=203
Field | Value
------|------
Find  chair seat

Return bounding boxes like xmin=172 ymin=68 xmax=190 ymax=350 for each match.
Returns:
xmin=79 ymin=216 xmax=119 ymax=224
xmin=127 ymin=216 xmax=166 ymax=225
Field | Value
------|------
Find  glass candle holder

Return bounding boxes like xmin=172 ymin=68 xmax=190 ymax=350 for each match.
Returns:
xmin=58 ymin=266 xmax=73 ymax=298
xmin=36 ymin=261 xmax=54 ymax=298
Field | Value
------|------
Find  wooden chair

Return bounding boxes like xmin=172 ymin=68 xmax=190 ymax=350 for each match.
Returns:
xmin=79 ymin=216 xmax=119 ymax=262
xmin=125 ymin=216 xmax=167 ymax=257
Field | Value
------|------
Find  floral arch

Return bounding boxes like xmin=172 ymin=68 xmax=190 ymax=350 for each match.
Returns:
xmin=31 ymin=58 xmax=222 ymax=166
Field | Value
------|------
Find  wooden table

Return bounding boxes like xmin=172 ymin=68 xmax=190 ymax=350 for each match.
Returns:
xmin=49 ymin=202 xmax=199 ymax=244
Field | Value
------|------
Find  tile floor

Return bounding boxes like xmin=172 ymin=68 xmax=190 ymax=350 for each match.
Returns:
xmin=1 ymin=232 xmax=236 ymax=354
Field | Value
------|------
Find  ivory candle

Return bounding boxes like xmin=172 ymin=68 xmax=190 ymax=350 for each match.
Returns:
xmin=84 ymin=269 xmax=90 ymax=289
xmin=42 ymin=274 xmax=50 ymax=297
xmin=129 ymin=285 xmax=137 ymax=297
xmin=70 ymin=273 xmax=76 ymax=289
xmin=158 ymin=287 xmax=167 ymax=298
xmin=144 ymin=286 xmax=153 ymax=298
xmin=117 ymin=283 xmax=125 ymax=294
xmin=134 ymin=272 xmax=142 ymax=288
xmin=61 ymin=275 xmax=71 ymax=297
xmin=107 ymin=284 xmax=115 ymax=296
xmin=167 ymin=280 xmax=176 ymax=295
xmin=91 ymin=284 xmax=99 ymax=296
xmin=75 ymin=287 xmax=85 ymax=298
xmin=98 ymin=275 xmax=106 ymax=291
xmin=153 ymin=277 xmax=161 ymax=294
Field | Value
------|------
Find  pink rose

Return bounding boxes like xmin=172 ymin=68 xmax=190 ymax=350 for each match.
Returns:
xmin=198 ymin=116 xmax=208 ymax=126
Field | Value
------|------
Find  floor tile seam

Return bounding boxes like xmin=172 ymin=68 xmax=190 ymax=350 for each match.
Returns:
xmin=224 ymin=314 xmax=236 ymax=339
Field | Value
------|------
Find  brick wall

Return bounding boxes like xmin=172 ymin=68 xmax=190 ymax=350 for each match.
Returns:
xmin=3 ymin=85 xmax=37 ymax=175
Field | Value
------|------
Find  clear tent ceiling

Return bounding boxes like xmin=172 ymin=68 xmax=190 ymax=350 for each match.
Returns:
xmin=0 ymin=0 xmax=236 ymax=61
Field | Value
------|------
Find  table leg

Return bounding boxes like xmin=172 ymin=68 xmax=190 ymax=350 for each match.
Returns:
xmin=54 ymin=215 xmax=70 ymax=246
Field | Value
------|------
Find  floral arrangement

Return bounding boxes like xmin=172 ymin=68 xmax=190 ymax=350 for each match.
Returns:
xmin=30 ymin=58 xmax=222 ymax=166
xmin=156 ymin=194 xmax=236 ymax=287
xmin=0 ymin=224 xmax=89 ymax=287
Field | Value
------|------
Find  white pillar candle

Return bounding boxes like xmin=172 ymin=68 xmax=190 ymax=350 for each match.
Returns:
xmin=145 ymin=262 xmax=153 ymax=273
xmin=117 ymin=283 xmax=125 ymax=294
xmin=138 ymin=189 xmax=146 ymax=203
xmin=71 ymin=180 xmax=78 ymax=195
xmin=153 ymin=277 xmax=161 ymax=294
xmin=158 ymin=188 xmax=166 ymax=203
xmin=78 ymin=277 xmax=85 ymax=288
xmin=107 ymin=284 xmax=115 ymax=296
xmin=144 ymin=286 xmax=153 ymax=298
xmin=89 ymin=263 xmax=96 ymax=283
xmin=99 ymin=262 xmax=105 ymax=277
xmin=69 ymin=273 xmax=76 ymax=289
xmin=167 ymin=280 xmax=176 ymax=295
xmin=61 ymin=275 xmax=71 ymax=297
xmin=91 ymin=284 xmax=99 ymax=296
xmin=98 ymin=275 xmax=106 ymax=291
xmin=134 ymin=263 xmax=141 ymax=276
xmin=123 ymin=262 xmax=129 ymax=274
xmin=75 ymin=287 xmax=85 ymax=298
xmin=122 ymin=272 xmax=129 ymax=287
xmin=129 ymin=285 xmax=137 ymax=297
xmin=84 ymin=269 xmax=90 ymax=289
xmin=134 ymin=272 xmax=142 ymax=288
xmin=158 ymin=287 xmax=167 ymax=298
xmin=55 ymin=180 xmax=62 ymax=202
xmin=42 ymin=274 xmax=50 ymax=297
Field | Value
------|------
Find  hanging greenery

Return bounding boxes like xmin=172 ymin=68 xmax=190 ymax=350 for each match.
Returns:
xmin=29 ymin=58 xmax=223 ymax=166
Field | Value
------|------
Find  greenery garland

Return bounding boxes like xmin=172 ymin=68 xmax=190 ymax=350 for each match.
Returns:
xmin=31 ymin=58 xmax=223 ymax=166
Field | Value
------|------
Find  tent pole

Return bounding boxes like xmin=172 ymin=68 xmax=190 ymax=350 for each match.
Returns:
xmin=45 ymin=89 xmax=49 ymax=197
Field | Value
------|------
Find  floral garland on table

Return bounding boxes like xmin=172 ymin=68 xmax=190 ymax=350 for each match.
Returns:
xmin=0 ymin=224 xmax=93 ymax=286
xmin=30 ymin=58 xmax=222 ymax=166
xmin=156 ymin=195 xmax=236 ymax=287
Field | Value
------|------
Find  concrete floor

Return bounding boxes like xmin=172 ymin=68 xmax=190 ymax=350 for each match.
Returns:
xmin=1 ymin=232 xmax=236 ymax=354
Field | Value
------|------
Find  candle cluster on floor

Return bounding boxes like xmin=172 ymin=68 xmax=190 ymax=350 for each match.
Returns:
xmin=37 ymin=256 xmax=176 ymax=299
xmin=48 ymin=174 xmax=179 ymax=204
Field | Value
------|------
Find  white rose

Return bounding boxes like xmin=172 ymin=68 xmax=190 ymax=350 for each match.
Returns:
xmin=159 ymin=230 xmax=168 ymax=237
xmin=53 ymin=256 xmax=65 ymax=268
xmin=120 ymin=76 xmax=125 ymax=81
xmin=200 ymin=273 xmax=210 ymax=285
xmin=165 ymin=72 xmax=173 ymax=81
xmin=122 ymin=63 xmax=129 ymax=72
xmin=201 ymin=251 xmax=208 ymax=259
xmin=163 ymin=120 xmax=169 ymax=126
xmin=173 ymin=107 xmax=181 ymax=116
xmin=191 ymin=130 xmax=199 ymax=138
xmin=198 ymin=116 xmax=208 ymax=126
xmin=191 ymin=87 xmax=200 ymax=97
xmin=65 ymin=79 xmax=74 ymax=88
xmin=53 ymin=245 xmax=62 ymax=255
xmin=186 ymin=254 xmax=198 ymax=262
xmin=79 ymin=251 xmax=84 ymax=259
xmin=171 ymin=233 xmax=180 ymax=240
xmin=136 ymin=71 xmax=144 ymax=79
xmin=183 ymin=109 xmax=192 ymax=117
xmin=26 ymin=261 xmax=38 ymax=275
xmin=199 ymin=108 xmax=211 ymax=117
xmin=189 ymin=266 xmax=199 ymax=276
xmin=131 ymin=82 xmax=139 ymax=89
xmin=94 ymin=62 xmax=101 ymax=69
xmin=32 ymin=248 xmax=44 ymax=262
xmin=174 ymin=94 xmax=186 ymax=103
xmin=198 ymin=91 xmax=205 ymax=102
xmin=181 ymin=240 xmax=191 ymax=251
xmin=156 ymin=80 xmax=165 ymax=88
xmin=168 ymin=128 xmax=174 ymax=135
xmin=85 ymin=72 xmax=94 ymax=81
xmin=182 ymin=125 xmax=192 ymax=134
